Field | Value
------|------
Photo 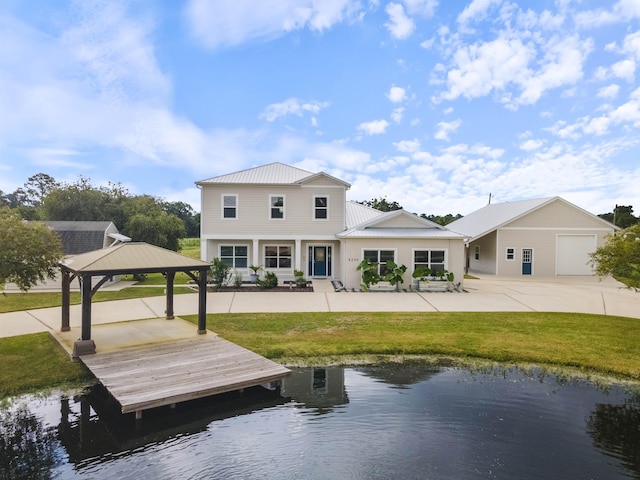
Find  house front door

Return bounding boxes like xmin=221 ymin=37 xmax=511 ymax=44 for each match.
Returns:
xmin=522 ymin=248 xmax=533 ymax=275
xmin=309 ymin=246 xmax=331 ymax=277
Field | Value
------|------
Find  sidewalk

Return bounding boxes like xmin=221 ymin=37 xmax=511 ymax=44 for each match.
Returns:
xmin=1 ymin=277 xmax=639 ymax=339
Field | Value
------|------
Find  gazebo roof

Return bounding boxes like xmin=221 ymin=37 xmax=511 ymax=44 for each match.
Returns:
xmin=60 ymin=242 xmax=210 ymax=274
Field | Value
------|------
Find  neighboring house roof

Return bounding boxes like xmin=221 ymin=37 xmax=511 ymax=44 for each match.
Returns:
xmin=448 ymin=196 xmax=617 ymax=241
xmin=339 ymin=208 xmax=466 ymax=239
xmin=61 ymin=242 xmax=209 ymax=274
xmin=195 ymin=162 xmax=351 ymax=187
xmin=345 ymin=201 xmax=384 ymax=229
xmin=45 ymin=221 xmax=125 ymax=255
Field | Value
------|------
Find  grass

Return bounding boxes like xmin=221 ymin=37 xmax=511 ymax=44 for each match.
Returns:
xmin=181 ymin=311 xmax=640 ymax=379
xmin=0 ymin=333 xmax=93 ymax=398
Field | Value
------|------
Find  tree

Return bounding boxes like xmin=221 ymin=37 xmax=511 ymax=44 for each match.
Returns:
xmin=420 ymin=213 xmax=463 ymax=226
xmin=126 ymin=212 xmax=186 ymax=251
xmin=598 ymin=205 xmax=639 ymax=228
xmin=163 ymin=200 xmax=200 ymax=237
xmin=0 ymin=207 xmax=63 ymax=291
xmin=357 ymin=197 xmax=403 ymax=212
xmin=590 ymin=223 xmax=640 ymax=290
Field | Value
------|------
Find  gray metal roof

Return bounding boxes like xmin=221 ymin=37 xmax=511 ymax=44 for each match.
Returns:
xmin=339 ymin=208 xmax=465 ymax=239
xmin=345 ymin=201 xmax=384 ymax=228
xmin=447 ymin=196 xmax=609 ymax=240
xmin=61 ymin=242 xmax=210 ymax=273
xmin=196 ymin=162 xmax=351 ymax=187
xmin=45 ymin=221 xmax=116 ymax=255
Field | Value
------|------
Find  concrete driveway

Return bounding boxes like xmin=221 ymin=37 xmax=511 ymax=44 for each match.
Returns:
xmin=1 ymin=275 xmax=638 ymax=339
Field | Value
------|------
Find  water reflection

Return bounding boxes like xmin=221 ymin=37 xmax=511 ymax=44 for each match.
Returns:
xmin=1 ymin=364 xmax=639 ymax=480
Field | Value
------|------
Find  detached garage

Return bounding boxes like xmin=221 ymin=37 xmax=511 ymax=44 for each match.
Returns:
xmin=448 ymin=197 xmax=618 ymax=277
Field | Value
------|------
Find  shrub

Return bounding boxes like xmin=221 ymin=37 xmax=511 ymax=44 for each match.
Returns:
xmin=210 ymin=257 xmax=231 ymax=287
xmin=256 ymin=271 xmax=278 ymax=289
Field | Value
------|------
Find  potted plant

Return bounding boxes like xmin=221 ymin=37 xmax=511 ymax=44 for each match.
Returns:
xmin=293 ymin=269 xmax=306 ymax=288
xmin=356 ymin=258 xmax=381 ymax=291
xmin=412 ymin=266 xmax=432 ymax=290
xmin=248 ymin=264 xmax=262 ymax=283
xmin=383 ymin=260 xmax=407 ymax=291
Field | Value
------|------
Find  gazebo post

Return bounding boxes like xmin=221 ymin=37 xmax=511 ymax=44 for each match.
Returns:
xmin=61 ymin=268 xmax=71 ymax=332
xmin=198 ymin=268 xmax=207 ymax=334
xmin=166 ymin=271 xmax=175 ymax=319
xmin=73 ymin=273 xmax=96 ymax=357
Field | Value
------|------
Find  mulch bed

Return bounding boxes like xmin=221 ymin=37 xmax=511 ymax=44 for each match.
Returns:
xmin=207 ymin=285 xmax=314 ymax=292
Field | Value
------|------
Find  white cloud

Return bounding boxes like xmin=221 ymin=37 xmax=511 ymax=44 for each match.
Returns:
xmin=597 ymin=83 xmax=620 ymax=99
xmin=576 ymin=0 xmax=640 ymax=27
xmin=519 ymin=139 xmax=543 ymax=151
xmin=391 ymin=107 xmax=405 ymax=123
xmin=259 ymin=98 xmax=330 ymax=121
xmin=394 ymin=138 xmax=421 ymax=153
xmin=357 ymin=119 xmax=390 ymax=135
xmin=384 ymin=3 xmax=415 ymax=39
xmin=611 ymin=59 xmax=636 ymax=82
xmin=434 ymin=119 xmax=461 ymax=141
xmin=403 ymin=0 xmax=438 ymax=17
xmin=457 ymin=0 xmax=501 ymax=26
xmin=387 ymin=86 xmax=407 ymax=103
xmin=185 ymin=0 xmax=363 ymax=49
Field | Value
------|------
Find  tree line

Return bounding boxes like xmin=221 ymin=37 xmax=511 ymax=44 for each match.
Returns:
xmin=0 ymin=173 xmax=200 ymax=249
xmin=356 ymin=197 xmax=462 ymax=225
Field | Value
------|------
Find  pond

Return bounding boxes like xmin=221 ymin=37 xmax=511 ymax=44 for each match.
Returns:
xmin=2 ymin=363 xmax=639 ymax=480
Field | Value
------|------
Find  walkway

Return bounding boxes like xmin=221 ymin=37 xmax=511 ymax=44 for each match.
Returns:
xmin=1 ymin=276 xmax=639 ymax=339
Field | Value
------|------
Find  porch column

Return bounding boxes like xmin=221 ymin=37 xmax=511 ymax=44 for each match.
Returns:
xmin=73 ymin=273 xmax=96 ymax=357
xmin=295 ymin=238 xmax=302 ymax=271
xmin=252 ymin=238 xmax=260 ymax=266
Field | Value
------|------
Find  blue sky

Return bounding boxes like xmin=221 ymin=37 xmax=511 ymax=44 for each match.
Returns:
xmin=1 ymin=0 xmax=639 ymax=216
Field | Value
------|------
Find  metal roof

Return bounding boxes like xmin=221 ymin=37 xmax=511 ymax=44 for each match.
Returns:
xmin=338 ymin=228 xmax=466 ymax=239
xmin=345 ymin=201 xmax=384 ymax=228
xmin=446 ymin=196 xmax=617 ymax=241
xmin=61 ymin=242 xmax=210 ymax=274
xmin=45 ymin=221 xmax=117 ymax=255
xmin=196 ymin=162 xmax=351 ymax=187
xmin=196 ymin=162 xmax=313 ymax=185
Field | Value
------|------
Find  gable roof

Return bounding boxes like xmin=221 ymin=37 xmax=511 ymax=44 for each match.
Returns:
xmin=195 ymin=162 xmax=350 ymax=187
xmin=339 ymin=208 xmax=465 ymax=239
xmin=45 ymin=221 xmax=119 ymax=255
xmin=61 ymin=242 xmax=210 ymax=274
xmin=345 ymin=201 xmax=384 ymax=229
xmin=448 ymin=196 xmax=617 ymax=240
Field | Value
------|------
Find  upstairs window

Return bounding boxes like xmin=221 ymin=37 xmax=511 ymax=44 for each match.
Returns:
xmin=270 ymin=195 xmax=285 ymax=219
xmin=314 ymin=196 xmax=328 ymax=220
xmin=222 ymin=195 xmax=237 ymax=219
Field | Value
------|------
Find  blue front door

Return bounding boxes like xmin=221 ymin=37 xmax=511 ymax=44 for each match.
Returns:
xmin=522 ymin=249 xmax=532 ymax=275
xmin=309 ymin=246 xmax=331 ymax=277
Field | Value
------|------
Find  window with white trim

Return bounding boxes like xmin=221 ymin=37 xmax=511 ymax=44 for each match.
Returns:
xmin=220 ymin=245 xmax=248 ymax=268
xmin=264 ymin=245 xmax=292 ymax=268
xmin=222 ymin=195 xmax=237 ymax=219
xmin=363 ymin=249 xmax=395 ymax=276
xmin=270 ymin=195 xmax=285 ymax=219
xmin=474 ymin=245 xmax=480 ymax=261
xmin=414 ymin=250 xmax=446 ymax=273
xmin=506 ymin=247 xmax=515 ymax=261
xmin=314 ymin=196 xmax=328 ymax=220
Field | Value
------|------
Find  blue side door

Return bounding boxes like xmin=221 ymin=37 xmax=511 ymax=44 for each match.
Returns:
xmin=522 ymin=249 xmax=532 ymax=275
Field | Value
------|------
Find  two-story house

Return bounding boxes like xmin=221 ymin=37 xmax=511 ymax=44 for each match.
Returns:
xmin=196 ymin=162 xmax=466 ymax=290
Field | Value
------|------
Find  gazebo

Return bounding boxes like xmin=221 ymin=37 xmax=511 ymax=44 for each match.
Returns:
xmin=59 ymin=242 xmax=211 ymax=356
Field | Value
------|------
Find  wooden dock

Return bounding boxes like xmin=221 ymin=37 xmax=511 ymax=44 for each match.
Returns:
xmin=78 ymin=335 xmax=291 ymax=418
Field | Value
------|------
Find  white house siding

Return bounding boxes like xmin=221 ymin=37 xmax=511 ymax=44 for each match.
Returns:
xmin=201 ymin=184 xmax=346 ymax=237
xmin=342 ymin=238 xmax=465 ymax=290
xmin=468 ymin=231 xmax=497 ymax=275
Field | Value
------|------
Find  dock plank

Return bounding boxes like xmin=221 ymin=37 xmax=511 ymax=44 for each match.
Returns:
xmin=80 ymin=335 xmax=290 ymax=415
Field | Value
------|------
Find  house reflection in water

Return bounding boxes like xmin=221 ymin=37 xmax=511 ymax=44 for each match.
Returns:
xmin=281 ymin=367 xmax=348 ymax=412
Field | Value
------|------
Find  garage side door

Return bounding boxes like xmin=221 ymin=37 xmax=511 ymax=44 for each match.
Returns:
xmin=556 ymin=235 xmax=596 ymax=275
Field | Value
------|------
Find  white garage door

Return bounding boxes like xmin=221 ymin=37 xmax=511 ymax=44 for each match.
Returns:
xmin=556 ymin=235 xmax=596 ymax=275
